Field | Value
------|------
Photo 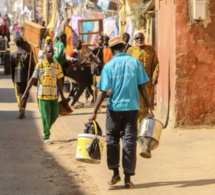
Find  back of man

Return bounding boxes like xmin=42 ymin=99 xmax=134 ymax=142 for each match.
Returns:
xmin=98 ymin=53 xmax=148 ymax=111
xmin=90 ymin=37 xmax=152 ymax=189
xmin=10 ymin=36 xmax=31 ymax=119
xmin=11 ymin=48 xmax=29 ymax=83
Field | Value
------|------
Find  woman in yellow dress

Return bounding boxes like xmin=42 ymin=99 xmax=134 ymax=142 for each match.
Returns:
xmin=127 ymin=31 xmax=159 ymax=120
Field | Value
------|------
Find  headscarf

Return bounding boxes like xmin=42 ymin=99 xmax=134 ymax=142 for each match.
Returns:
xmin=134 ymin=31 xmax=144 ymax=37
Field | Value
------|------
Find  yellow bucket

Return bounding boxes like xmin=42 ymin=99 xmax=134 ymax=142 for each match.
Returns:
xmin=76 ymin=121 xmax=105 ymax=164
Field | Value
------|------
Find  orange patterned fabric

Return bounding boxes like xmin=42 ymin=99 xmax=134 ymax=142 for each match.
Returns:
xmin=64 ymin=26 xmax=73 ymax=55
xmin=103 ymin=48 xmax=113 ymax=64
xmin=127 ymin=45 xmax=159 ymax=119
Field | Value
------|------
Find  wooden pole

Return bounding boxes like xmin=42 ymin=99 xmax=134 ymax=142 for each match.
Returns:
xmin=33 ymin=0 xmax=36 ymax=21
xmin=22 ymin=0 xmax=25 ymax=23
xmin=43 ymin=0 xmax=49 ymax=26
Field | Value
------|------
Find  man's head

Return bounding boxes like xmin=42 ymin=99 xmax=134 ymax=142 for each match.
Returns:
xmin=103 ymin=36 xmax=110 ymax=47
xmin=123 ymin=32 xmax=130 ymax=44
xmin=59 ymin=32 xmax=67 ymax=47
xmin=45 ymin=45 xmax=54 ymax=62
xmin=134 ymin=31 xmax=145 ymax=46
xmin=4 ymin=14 xmax=8 ymax=18
xmin=109 ymin=37 xmax=125 ymax=55
xmin=41 ymin=21 xmax=45 ymax=27
xmin=74 ymin=40 xmax=82 ymax=50
xmin=97 ymin=35 xmax=103 ymax=47
xmin=14 ymin=36 xmax=24 ymax=48
xmin=55 ymin=36 xmax=59 ymax=42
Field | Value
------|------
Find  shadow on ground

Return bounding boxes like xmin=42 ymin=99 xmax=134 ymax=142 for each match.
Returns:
xmin=0 ymin=110 xmax=84 ymax=194
xmin=109 ymin=178 xmax=215 ymax=191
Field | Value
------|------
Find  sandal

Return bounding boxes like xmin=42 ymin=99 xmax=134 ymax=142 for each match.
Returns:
xmin=108 ymin=175 xmax=121 ymax=186
xmin=125 ymin=181 xmax=134 ymax=189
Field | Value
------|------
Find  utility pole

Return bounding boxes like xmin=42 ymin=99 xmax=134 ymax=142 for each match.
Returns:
xmin=43 ymin=0 xmax=49 ymax=25
xmin=22 ymin=0 xmax=25 ymax=23
xmin=33 ymin=0 xmax=36 ymax=21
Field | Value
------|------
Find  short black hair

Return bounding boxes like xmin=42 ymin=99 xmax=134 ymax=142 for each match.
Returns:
xmin=110 ymin=43 xmax=124 ymax=52
xmin=97 ymin=34 xmax=103 ymax=39
xmin=14 ymin=36 xmax=24 ymax=47
xmin=74 ymin=39 xmax=82 ymax=45
xmin=123 ymin=32 xmax=130 ymax=38
xmin=104 ymin=36 xmax=110 ymax=41
xmin=55 ymin=36 xmax=59 ymax=42
xmin=59 ymin=32 xmax=66 ymax=40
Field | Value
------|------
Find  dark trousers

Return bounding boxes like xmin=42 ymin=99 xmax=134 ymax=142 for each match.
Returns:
xmin=106 ymin=109 xmax=139 ymax=175
xmin=15 ymin=82 xmax=29 ymax=111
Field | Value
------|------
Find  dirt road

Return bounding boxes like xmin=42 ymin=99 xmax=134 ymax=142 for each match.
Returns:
xmin=0 ymin=66 xmax=215 ymax=195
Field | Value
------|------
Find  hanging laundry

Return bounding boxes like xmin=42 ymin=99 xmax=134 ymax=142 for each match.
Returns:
xmin=83 ymin=9 xmax=105 ymax=19
xmin=125 ymin=18 xmax=134 ymax=46
xmin=64 ymin=26 xmax=74 ymax=55
xmin=103 ymin=17 xmax=115 ymax=37
xmin=66 ymin=0 xmax=82 ymax=6
xmin=97 ymin=0 xmax=118 ymax=10
xmin=70 ymin=14 xmax=81 ymax=45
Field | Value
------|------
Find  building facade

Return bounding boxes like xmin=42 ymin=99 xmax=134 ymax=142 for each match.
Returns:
xmin=156 ymin=0 xmax=215 ymax=126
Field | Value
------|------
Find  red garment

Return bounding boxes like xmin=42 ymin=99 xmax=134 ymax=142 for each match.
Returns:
xmin=0 ymin=17 xmax=8 ymax=35
xmin=68 ymin=51 xmax=76 ymax=57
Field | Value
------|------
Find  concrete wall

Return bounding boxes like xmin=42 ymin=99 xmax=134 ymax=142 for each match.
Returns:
xmin=175 ymin=0 xmax=215 ymax=125
xmin=155 ymin=0 xmax=176 ymax=127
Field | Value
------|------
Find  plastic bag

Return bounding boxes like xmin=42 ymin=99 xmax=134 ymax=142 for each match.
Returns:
xmin=87 ymin=137 xmax=101 ymax=160
xmin=84 ymin=121 xmax=102 ymax=136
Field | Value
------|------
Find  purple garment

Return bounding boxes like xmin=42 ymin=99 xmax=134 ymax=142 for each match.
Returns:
xmin=70 ymin=14 xmax=81 ymax=46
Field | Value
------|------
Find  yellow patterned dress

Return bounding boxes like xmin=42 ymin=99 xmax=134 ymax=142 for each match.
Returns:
xmin=127 ymin=45 xmax=159 ymax=119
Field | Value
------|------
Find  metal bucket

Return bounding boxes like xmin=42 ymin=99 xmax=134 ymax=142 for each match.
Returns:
xmin=137 ymin=116 xmax=163 ymax=158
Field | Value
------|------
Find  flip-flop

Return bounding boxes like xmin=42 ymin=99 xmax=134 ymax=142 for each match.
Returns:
xmin=125 ymin=181 xmax=134 ymax=189
xmin=108 ymin=175 xmax=121 ymax=186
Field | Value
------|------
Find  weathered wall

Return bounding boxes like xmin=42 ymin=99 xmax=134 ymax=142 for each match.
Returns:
xmin=155 ymin=0 xmax=176 ymax=126
xmin=175 ymin=0 xmax=215 ymax=125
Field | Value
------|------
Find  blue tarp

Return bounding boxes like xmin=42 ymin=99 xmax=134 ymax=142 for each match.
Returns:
xmin=83 ymin=22 xmax=94 ymax=42
xmin=97 ymin=0 xmax=110 ymax=10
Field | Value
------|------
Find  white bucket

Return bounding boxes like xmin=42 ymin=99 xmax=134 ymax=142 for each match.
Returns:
xmin=76 ymin=133 xmax=105 ymax=164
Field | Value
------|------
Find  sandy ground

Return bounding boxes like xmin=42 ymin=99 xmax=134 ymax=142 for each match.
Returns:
xmin=0 ymin=61 xmax=215 ymax=195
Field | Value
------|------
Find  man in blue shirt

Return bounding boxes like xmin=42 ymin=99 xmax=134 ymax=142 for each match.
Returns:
xmin=89 ymin=37 xmax=153 ymax=188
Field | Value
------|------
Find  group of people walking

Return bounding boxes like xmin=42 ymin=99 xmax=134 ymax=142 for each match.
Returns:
xmin=10 ymin=28 xmax=159 ymax=188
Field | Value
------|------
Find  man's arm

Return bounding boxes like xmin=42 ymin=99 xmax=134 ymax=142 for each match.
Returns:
xmin=21 ymin=77 xmax=37 ymax=104
xmin=89 ymin=90 xmax=107 ymax=121
xmin=57 ymin=56 xmax=68 ymax=64
xmin=138 ymin=84 xmax=154 ymax=116
xmin=57 ymin=79 xmax=66 ymax=101
xmin=88 ymin=52 xmax=101 ymax=64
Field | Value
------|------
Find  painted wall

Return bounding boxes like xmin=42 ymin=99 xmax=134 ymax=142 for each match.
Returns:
xmin=156 ymin=0 xmax=215 ymax=126
xmin=175 ymin=0 xmax=215 ymax=125
xmin=155 ymin=0 xmax=176 ymax=126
